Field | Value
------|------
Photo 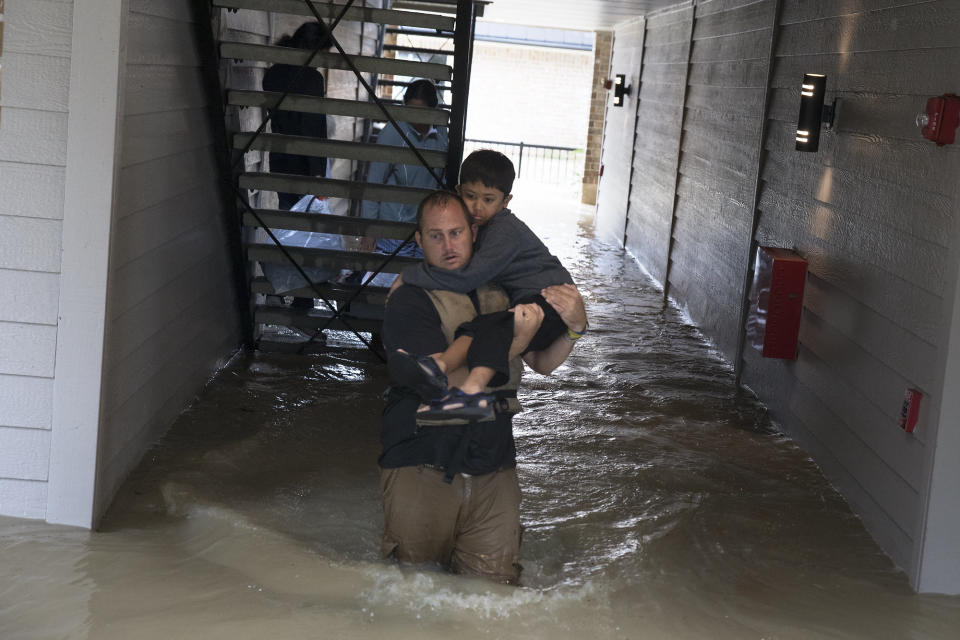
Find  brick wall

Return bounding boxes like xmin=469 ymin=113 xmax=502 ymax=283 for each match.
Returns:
xmin=582 ymin=30 xmax=613 ymax=205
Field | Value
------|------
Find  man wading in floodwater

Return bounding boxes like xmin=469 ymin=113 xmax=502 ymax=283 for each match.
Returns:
xmin=377 ymin=190 xmax=586 ymax=584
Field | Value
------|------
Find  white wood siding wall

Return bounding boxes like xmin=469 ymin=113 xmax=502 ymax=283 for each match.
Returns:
xmin=603 ymin=0 xmax=960 ymax=588
xmin=0 ymin=0 xmax=72 ymax=519
xmin=95 ymin=0 xmax=242 ymax=514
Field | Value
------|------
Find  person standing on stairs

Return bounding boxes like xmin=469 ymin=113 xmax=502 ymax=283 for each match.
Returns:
xmin=261 ymin=21 xmax=333 ymax=312
xmin=262 ymin=21 xmax=333 ymax=211
xmin=361 ymin=79 xmax=449 ymax=261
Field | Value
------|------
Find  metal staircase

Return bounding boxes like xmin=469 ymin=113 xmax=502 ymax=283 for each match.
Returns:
xmin=206 ymin=0 xmax=479 ymax=355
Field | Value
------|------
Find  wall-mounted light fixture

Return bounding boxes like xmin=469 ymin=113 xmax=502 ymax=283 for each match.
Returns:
xmin=613 ymin=74 xmax=631 ymax=108
xmin=795 ymin=74 xmax=836 ymax=152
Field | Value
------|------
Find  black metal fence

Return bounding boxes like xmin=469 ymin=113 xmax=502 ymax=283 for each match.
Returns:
xmin=463 ymin=138 xmax=583 ymax=185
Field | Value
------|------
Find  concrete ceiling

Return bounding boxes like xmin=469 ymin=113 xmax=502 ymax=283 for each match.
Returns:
xmin=478 ymin=0 xmax=683 ymax=31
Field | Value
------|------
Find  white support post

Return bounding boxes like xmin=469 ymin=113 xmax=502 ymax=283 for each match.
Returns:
xmin=46 ymin=0 xmax=127 ymax=528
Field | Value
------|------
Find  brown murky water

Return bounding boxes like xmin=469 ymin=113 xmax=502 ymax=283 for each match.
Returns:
xmin=2 ymin=186 xmax=959 ymax=639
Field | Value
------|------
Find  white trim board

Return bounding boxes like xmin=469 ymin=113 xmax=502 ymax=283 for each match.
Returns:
xmin=46 ymin=0 xmax=128 ymax=528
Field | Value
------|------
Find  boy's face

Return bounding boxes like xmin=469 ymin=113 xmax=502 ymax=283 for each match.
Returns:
xmin=458 ymin=181 xmax=512 ymax=227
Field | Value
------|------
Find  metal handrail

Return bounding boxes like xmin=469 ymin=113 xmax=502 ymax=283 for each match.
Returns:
xmin=465 ymin=138 xmax=578 ymax=152
xmin=464 ymin=138 xmax=581 ymax=183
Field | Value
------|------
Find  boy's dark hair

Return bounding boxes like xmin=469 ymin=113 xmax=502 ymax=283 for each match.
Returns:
xmin=416 ymin=190 xmax=470 ymax=231
xmin=459 ymin=150 xmax=515 ymax=195
xmin=403 ymin=79 xmax=439 ymax=108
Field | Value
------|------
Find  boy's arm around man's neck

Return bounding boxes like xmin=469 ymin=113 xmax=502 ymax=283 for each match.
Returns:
xmin=399 ymin=211 xmax=526 ymax=294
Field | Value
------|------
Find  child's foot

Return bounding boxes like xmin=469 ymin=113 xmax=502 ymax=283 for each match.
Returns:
xmin=387 ymin=349 xmax=448 ymax=400
xmin=415 ymin=388 xmax=496 ymax=425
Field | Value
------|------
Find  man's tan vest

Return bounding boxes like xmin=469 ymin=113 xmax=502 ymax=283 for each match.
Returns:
xmin=424 ymin=285 xmax=523 ymax=414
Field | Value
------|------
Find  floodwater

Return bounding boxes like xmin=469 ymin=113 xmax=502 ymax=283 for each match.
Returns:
xmin=3 ymin=185 xmax=960 ymax=640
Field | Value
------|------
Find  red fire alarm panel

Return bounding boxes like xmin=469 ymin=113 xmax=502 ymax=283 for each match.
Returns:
xmin=921 ymin=94 xmax=960 ymax=146
xmin=899 ymin=388 xmax=922 ymax=434
xmin=746 ymin=247 xmax=808 ymax=359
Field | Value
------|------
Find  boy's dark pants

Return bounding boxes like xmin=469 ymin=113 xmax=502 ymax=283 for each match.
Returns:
xmin=456 ymin=294 xmax=567 ymax=386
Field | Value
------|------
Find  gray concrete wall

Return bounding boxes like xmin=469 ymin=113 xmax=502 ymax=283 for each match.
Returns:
xmin=598 ymin=0 xmax=960 ymax=592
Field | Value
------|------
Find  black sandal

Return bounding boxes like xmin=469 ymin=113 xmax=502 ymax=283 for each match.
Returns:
xmin=416 ymin=388 xmax=496 ymax=425
xmin=387 ymin=349 xmax=448 ymax=401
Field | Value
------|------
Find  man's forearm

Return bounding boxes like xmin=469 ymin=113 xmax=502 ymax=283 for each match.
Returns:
xmin=522 ymin=332 xmax=574 ymax=375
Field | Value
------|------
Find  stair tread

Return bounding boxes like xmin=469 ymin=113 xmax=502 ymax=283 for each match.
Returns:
xmin=234 ymin=133 xmax=447 ymax=167
xmin=386 ymin=28 xmax=456 ymax=38
xmin=239 ymin=173 xmax=444 ymax=204
xmin=248 ymin=243 xmax=420 ymax=273
xmin=213 ymin=0 xmax=456 ymax=30
xmin=228 ymin=91 xmax=450 ymax=125
xmin=243 ymin=208 xmax=415 ymax=239
xmin=384 ymin=45 xmax=454 ymax=56
xmin=221 ymin=42 xmax=452 ymax=81
xmin=255 ymin=305 xmax=383 ymax=334
xmin=377 ymin=79 xmax=451 ymax=88
xmin=251 ymin=278 xmax=389 ymax=305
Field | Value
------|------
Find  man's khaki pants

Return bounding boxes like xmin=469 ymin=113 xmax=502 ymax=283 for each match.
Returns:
xmin=379 ymin=465 xmax=522 ymax=584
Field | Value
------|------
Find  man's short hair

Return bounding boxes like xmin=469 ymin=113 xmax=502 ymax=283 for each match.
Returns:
xmin=416 ymin=190 xmax=471 ymax=231
xmin=459 ymin=150 xmax=515 ymax=195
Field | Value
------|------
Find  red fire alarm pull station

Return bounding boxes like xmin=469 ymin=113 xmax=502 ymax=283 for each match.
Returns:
xmin=921 ymin=94 xmax=960 ymax=146
xmin=746 ymin=247 xmax=808 ymax=359
xmin=899 ymin=389 xmax=922 ymax=434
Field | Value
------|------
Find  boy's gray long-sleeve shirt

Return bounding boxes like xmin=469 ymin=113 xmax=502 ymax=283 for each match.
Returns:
xmin=401 ymin=209 xmax=573 ymax=303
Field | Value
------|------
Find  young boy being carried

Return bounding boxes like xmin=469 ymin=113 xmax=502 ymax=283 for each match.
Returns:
xmin=389 ymin=150 xmax=587 ymax=423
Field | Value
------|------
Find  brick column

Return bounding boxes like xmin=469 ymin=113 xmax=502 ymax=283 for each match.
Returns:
xmin=581 ymin=30 xmax=613 ymax=205
xmin=380 ymin=30 xmax=397 ymax=101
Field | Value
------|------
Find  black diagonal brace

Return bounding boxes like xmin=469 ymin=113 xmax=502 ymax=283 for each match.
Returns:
xmin=285 ymin=0 xmax=453 ymax=351
xmin=230 ymin=178 xmax=385 ymax=359
xmin=237 ymin=0 xmax=468 ymax=356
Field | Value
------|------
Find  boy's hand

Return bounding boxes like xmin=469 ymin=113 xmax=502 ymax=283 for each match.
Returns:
xmin=541 ymin=284 xmax=587 ymax=333
xmin=508 ymin=303 xmax=544 ymax=358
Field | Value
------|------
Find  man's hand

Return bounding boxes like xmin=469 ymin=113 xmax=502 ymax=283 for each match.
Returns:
xmin=508 ymin=302 xmax=544 ymax=359
xmin=541 ymin=284 xmax=587 ymax=333
xmin=522 ymin=284 xmax=587 ymax=375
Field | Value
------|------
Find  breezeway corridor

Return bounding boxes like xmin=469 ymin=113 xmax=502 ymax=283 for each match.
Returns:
xmin=2 ymin=186 xmax=958 ymax=639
